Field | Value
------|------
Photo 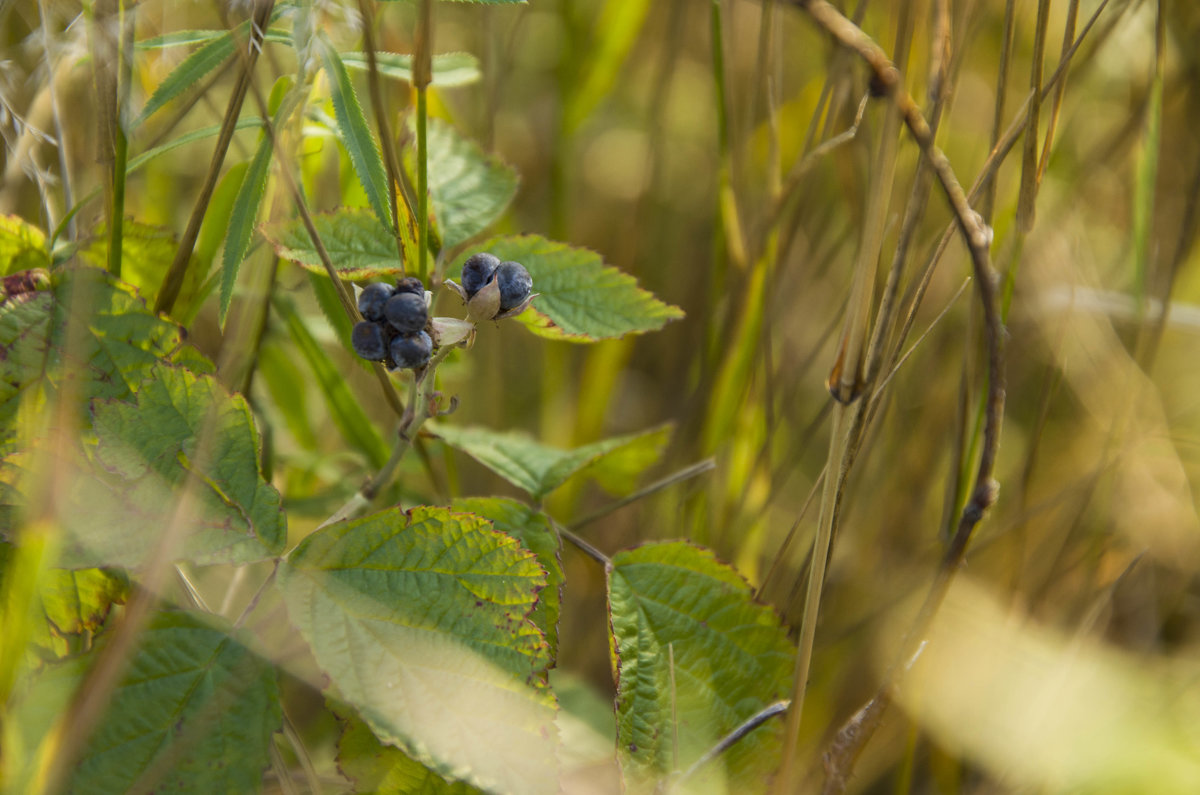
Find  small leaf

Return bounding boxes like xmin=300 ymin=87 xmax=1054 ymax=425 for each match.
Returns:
xmin=135 ymin=10 xmax=284 ymax=125
xmin=272 ymin=295 xmax=390 ymax=468
xmin=462 ymin=236 xmax=683 ymax=341
xmin=60 ymin=363 xmax=287 ymax=568
xmin=261 ymin=208 xmax=402 ymax=279
xmin=136 ymin=28 xmax=290 ymax=49
xmin=279 ymin=506 xmax=559 ymax=795
xmin=29 ymin=568 xmax=128 ymax=658
xmin=341 ymin=51 xmax=482 ymax=87
xmin=0 ymin=267 xmax=182 ymax=451
xmin=220 ymin=127 xmax=274 ymax=325
xmin=579 ymin=423 xmax=671 ymax=496
xmin=318 ymin=37 xmax=394 ymax=233
xmin=337 ymin=713 xmax=484 ymax=794
xmin=27 ymin=610 xmax=281 ymax=794
xmin=417 ymin=119 xmax=518 ymax=250
xmin=0 ymin=216 xmax=50 ymax=274
xmin=431 ymin=422 xmax=669 ymax=501
xmin=451 ymin=497 xmax=564 ymax=658
xmin=608 ymin=542 xmax=794 ymax=790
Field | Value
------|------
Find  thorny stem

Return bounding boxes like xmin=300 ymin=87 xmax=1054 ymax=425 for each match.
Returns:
xmin=776 ymin=1 xmax=1007 ymax=789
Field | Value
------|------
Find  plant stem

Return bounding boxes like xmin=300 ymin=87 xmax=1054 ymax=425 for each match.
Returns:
xmin=317 ymin=344 xmax=456 ymax=529
xmin=357 ymin=0 xmax=407 ymax=267
xmin=156 ymin=0 xmax=274 ymax=315
xmin=569 ymin=458 xmax=716 ymax=531
xmin=413 ymin=0 xmax=432 ymax=282
xmin=106 ymin=0 xmax=134 ymax=277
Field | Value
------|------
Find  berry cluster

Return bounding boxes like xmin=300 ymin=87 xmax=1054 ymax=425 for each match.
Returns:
xmin=352 ymin=277 xmax=434 ymax=370
xmin=450 ymin=253 xmax=536 ymax=322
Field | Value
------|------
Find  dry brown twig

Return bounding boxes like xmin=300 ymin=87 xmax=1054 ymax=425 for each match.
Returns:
xmin=774 ymin=1 xmax=1007 ymax=790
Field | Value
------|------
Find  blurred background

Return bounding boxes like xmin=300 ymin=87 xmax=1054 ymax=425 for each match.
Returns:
xmin=3 ymin=0 xmax=1200 ymax=790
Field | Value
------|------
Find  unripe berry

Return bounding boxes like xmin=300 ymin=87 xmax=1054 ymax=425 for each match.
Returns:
xmin=390 ymin=330 xmax=433 ymax=370
xmin=351 ymin=321 xmax=388 ymax=361
xmin=461 ymin=252 xmax=500 ymax=299
xmin=496 ymin=261 xmax=533 ymax=311
xmin=384 ymin=292 xmax=428 ymax=334
xmin=357 ymin=282 xmax=394 ymax=322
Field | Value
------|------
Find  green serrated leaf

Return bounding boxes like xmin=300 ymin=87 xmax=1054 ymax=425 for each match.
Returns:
xmin=56 ymin=363 xmax=287 ymax=568
xmin=279 ymin=506 xmax=558 ymax=794
xmin=451 ymin=497 xmax=563 ymax=658
xmin=463 ymin=236 xmax=683 ymax=341
xmin=13 ymin=610 xmax=281 ymax=794
xmin=318 ymin=37 xmax=394 ymax=233
xmin=261 ymin=208 xmax=402 ymax=279
xmin=29 ymin=568 xmax=127 ymax=658
xmin=220 ymin=128 xmax=274 ymax=325
xmin=432 ymin=422 xmax=669 ymax=501
xmin=417 ymin=119 xmax=517 ymax=250
xmin=0 ymin=216 xmax=50 ymax=274
xmin=607 ymin=542 xmax=794 ymax=791
xmin=0 ymin=267 xmax=182 ymax=451
xmin=341 ymin=51 xmax=482 ymax=87
xmin=137 ymin=15 xmax=257 ymax=125
xmin=338 ymin=713 xmax=484 ymax=794
xmin=272 ymin=295 xmax=389 ymax=468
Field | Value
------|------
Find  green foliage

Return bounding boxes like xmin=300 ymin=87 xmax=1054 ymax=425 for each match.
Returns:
xmin=420 ymin=119 xmax=518 ymax=250
xmin=279 ymin=506 xmax=559 ymax=794
xmin=136 ymin=10 xmax=285 ymax=125
xmin=338 ymin=713 xmax=484 ymax=794
xmin=608 ymin=542 xmax=793 ymax=788
xmin=0 ymin=1 xmax=827 ymax=791
xmin=63 ymin=363 xmax=287 ymax=568
xmin=78 ymin=220 xmax=207 ymax=321
xmin=451 ymin=497 xmax=564 ymax=655
xmin=220 ymin=128 xmax=274 ymax=324
xmin=27 ymin=567 xmax=127 ymax=658
xmin=261 ymin=208 xmax=402 ymax=278
xmin=463 ymin=236 xmax=684 ymax=341
xmin=0 ymin=267 xmax=181 ymax=451
xmin=432 ymin=422 xmax=669 ymax=501
xmin=318 ymin=37 xmax=395 ymax=235
xmin=0 ymin=216 xmax=50 ymax=274
xmin=14 ymin=610 xmax=281 ymax=793
xmin=341 ymin=51 xmax=482 ymax=87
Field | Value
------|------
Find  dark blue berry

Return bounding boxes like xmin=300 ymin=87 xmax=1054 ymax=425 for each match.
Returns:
xmin=496 ymin=261 xmax=532 ymax=311
xmin=461 ymin=253 xmax=500 ymax=299
xmin=395 ymin=276 xmax=425 ymax=296
xmin=384 ymin=292 xmax=428 ymax=334
xmin=357 ymin=282 xmax=395 ymax=322
xmin=351 ymin=321 xmax=388 ymax=361
xmin=390 ymin=330 xmax=433 ymax=370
